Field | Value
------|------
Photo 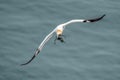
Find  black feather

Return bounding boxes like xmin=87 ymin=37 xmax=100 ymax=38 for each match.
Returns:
xmin=21 ymin=49 xmax=40 ymax=66
xmin=84 ymin=14 xmax=106 ymax=22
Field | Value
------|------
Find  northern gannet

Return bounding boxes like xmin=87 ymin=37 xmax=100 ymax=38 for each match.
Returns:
xmin=21 ymin=14 xmax=105 ymax=65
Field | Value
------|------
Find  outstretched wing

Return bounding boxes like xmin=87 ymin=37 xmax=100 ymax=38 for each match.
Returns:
xmin=83 ymin=14 xmax=106 ymax=22
xmin=64 ymin=14 xmax=106 ymax=26
xmin=21 ymin=29 xmax=56 ymax=65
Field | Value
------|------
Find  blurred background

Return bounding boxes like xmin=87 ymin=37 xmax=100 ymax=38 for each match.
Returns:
xmin=0 ymin=0 xmax=120 ymax=80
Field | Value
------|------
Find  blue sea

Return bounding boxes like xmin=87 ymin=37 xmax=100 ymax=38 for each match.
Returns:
xmin=0 ymin=0 xmax=120 ymax=80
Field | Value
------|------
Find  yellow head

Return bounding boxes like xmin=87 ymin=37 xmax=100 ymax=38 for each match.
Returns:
xmin=56 ymin=29 xmax=63 ymax=35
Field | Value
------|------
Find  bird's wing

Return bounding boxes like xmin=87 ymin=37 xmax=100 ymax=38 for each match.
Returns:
xmin=21 ymin=29 xmax=56 ymax=65
xmin=64 ymin=14 xmax=106 ymax=26
xmin=83 ymin=14 xmax=106 ymax=22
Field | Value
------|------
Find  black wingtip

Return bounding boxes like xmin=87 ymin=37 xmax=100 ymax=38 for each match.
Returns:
xmin=87 ymin=14 xmax=106 ymax=22
xmin=21 ymin=49 xmax=40 ymax=66
xmin=101 ymin=14 xmax=106 ymax=18
xmin=21 ymin=56 xmax=35 ymax=66
xmin=20 ymin=55 xmax=36 ymax=66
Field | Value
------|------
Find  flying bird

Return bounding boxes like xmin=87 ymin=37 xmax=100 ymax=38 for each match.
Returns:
xmin=21 ymin=14 xmax=105 ymax=65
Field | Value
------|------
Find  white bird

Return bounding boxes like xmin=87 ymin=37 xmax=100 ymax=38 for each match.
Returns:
xmin=21 ymin=14 xmax=105 ymax=65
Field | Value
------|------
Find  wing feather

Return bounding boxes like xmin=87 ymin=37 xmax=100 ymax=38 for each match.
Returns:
xmin=64 ymin=14 xmax=106 ymax=26
xmin=21 ymin=29 xmax=56 ymax=65
xmin=83 ymin=14 xmax=106 ymax=22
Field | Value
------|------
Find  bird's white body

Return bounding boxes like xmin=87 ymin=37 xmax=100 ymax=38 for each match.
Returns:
xmin=21 ymin=14 xmax=105 ymax=65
